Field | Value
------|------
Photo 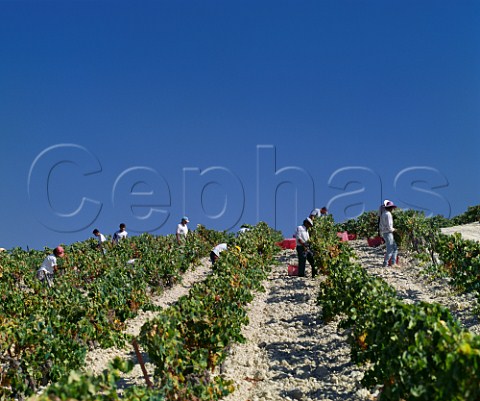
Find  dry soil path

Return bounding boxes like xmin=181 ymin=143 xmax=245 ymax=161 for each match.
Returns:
xmin=219 ymin=224 xmax=480 ymax=401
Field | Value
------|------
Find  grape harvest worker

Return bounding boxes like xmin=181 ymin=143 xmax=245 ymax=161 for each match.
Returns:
xmin=36 ymin=246 xmax=65 ymax=287
xmin=210 ymin=243 xmax=228 ymax=266
xmin=295 ymin=218 xmax=317 ymax=278
xmin=379 ymin=200 xmax=398 ymax=267
xmin=92 ymin=228 xmax=107 ymax=253
xmin=112 ymin=223 xmax=128 ymax=245
xmin=237 ymin=224 xmax=251 ymax=235
xmin=210 ymin=243 xmax=241 ymax=266
xmin=93 ymin=228 xmax=106 ymax=244
xmin=309 ymin=206 xmax=328 ymax=220
xmin=176 ymin=216 xmax=189 ymax=244
xmin=309 ymin=208 xmax=321 ymax=219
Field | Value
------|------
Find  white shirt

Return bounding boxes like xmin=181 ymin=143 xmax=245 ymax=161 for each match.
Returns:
xmin=237 ymin=227 xmax=250 ymax=235
xmin=295 ymin=225 xmax=310 ymax=246
xmin=212 ymin=243 xmax=228 ymax=256
xmin=310 ymin=208 xmax=321 ymax=218
xmin=38 ymin=254 xmax=57 ymax=274
xmin=113 ymin=230 xmax=128 ymax=244
xmin=176 ymin=223 xmax=188 ymax=238
xmin=97 ymin=233 xmax=106 ymax=245
xmin=379 ymin=210 xmax=394 ymax=235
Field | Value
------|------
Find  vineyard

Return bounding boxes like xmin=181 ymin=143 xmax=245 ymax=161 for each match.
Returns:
xmin=1 ymin=205 xmax=480 ymax=400
xmin=317 ymin=206 xmax=480 ymax=400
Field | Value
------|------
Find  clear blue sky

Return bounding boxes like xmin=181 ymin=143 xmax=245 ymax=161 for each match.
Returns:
xmin=1 ymin=0 xmax=479 ymax=250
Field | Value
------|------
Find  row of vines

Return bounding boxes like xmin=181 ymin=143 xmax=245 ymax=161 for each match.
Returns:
xmin=336 ymin=204 xmax=480 ymax=294
xmin=1 ymin=223 xmax=281 ymax=400
xmin=313 ymin=207 xmax=480 ymax=400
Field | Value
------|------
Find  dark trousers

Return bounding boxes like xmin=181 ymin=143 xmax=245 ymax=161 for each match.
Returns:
xmin=296 ymin=245 xmax=316 ymax=277
xmin=210 ymin=251 xmax=218 ymax=266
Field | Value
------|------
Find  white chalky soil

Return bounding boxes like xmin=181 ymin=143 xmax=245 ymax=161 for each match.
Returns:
xmin=81 ymin=223 xmax=479 ymax=400
xmin=220 ymin=223 xmax=480 ymax=401
xmin=219 ymin=249 xmax=371 ymax=401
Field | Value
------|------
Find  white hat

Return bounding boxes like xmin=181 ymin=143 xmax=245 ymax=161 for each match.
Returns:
xmin=383 ymin=200 xmax=397 ymax=208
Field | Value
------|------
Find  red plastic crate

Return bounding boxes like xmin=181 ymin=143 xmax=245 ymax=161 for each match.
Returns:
xmin=288 ymin=264 xmax=299 ymax=276
xmin=276 ymin=238 xmax=296 ymax=250
xmin=337 ymin=231 xmax=349 ymax=241
xmin=367 ymin=236 xmax=384 ymax=247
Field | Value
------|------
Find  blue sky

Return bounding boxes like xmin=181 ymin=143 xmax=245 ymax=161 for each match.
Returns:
xmin=1 ymin=0 xmax=479 ymax=250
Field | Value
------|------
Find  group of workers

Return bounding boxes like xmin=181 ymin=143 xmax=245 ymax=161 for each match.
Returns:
xmin=36 ymin=201 xmax=398 ymax=287
xmin=35 ymin=216 xmax=248 ymax=287
xmin=294 ymin=200 xmax=398 ymax=278
xmin=36 ymin=217 xmax=191 ymax=287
